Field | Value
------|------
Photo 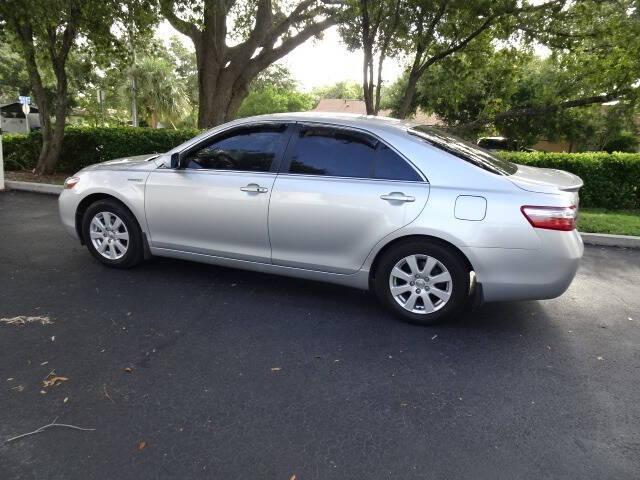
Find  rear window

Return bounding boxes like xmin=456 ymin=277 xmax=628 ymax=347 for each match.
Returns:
xmin=409 ymin=126 xmax=517 ymax=175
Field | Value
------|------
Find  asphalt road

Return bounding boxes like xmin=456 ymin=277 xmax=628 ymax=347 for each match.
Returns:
xmin=1 ymin=190 xmax=639 ymax=480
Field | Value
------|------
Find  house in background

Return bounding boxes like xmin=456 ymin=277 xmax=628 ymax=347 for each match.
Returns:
xmin=313 ymin=99 xmax=443 ymax=125
xmin=1 ymin=102 xmax=41 ymax=133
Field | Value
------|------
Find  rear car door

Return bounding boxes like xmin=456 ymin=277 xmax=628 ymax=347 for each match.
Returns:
xmin=145 ymin=123 xmax=292 ymax=262
xmin=268 ymin=123 xmax=430 ymax=274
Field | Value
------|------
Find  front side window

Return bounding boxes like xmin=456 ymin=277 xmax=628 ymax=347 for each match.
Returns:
xmin=186 ymin=124 xmax=289 ymax=172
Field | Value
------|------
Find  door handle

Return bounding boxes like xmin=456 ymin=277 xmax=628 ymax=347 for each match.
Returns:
xmin=240 ymin=184 xmax=268 ymax=193
xmin=380 ymin=192 xmax=415 ymax=202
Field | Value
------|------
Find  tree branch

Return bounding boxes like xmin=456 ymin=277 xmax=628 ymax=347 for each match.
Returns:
xmin=159 ymin=0 xmax=200 ymax=40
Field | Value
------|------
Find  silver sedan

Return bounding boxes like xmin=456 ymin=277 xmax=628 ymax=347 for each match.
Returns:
xmin=59 ymin=113 xmax=583 ymax=325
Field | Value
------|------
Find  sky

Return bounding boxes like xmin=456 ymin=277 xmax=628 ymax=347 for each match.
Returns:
xmin=156 ymin=22 xmax=405 ymax=91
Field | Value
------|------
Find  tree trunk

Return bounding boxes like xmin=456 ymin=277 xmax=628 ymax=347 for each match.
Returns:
xmin=151 ymin=110 xmax=158 ymax=129
xmin=35 ymin=90 xmax=67 ymax=174
xmin=195 ymin=43 xmax=254 ymax=128
xmin=397 ymin=72 xmax=420 ymax=119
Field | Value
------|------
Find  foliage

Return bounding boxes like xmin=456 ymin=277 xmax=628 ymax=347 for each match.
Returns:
xmin=128 ymin=56 xmax=190 ymax=128
xmin=497 ymin=152 xmax=640 ymax=210
xmin=0 ymin=0 xmax=158 ymax=173
xmin=0 ymin=41 xmax=31 ymax=99
xmin=2 ymin=127 xmax=199 ymax=173
xmin=237 ymin=66 xmax=314 ymax=118
xmin=312 ymin=81 xmax=364 ymax=101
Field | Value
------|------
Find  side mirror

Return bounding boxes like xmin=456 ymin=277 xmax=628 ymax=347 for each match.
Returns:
xmin=170 ymin=152 xmax=187 ymax=169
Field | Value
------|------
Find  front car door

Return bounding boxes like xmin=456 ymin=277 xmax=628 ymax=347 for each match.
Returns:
xmin=268 ymin=123 xmax=430 ymax=274
xmin=145 ymin=123 xmax=292 ymax=263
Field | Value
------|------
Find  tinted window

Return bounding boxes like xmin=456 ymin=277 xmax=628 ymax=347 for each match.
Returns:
xmin=186 ymin=124 xmax=288 ymax=172
xmin=409 ymin=125 xmax=518 ymax=175
xmin=289 ymin=127 xmax=376 ymax=178
xmin=375 ymin=145 xmax=420 ymax=181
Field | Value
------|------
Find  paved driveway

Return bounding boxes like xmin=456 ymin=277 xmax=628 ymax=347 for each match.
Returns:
xmin=1 ymin=191 xmax=639 ymax=480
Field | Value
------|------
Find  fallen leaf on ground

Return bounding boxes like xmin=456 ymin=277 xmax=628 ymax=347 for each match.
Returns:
xmin=0 ymin=316 xmax=53 ymax=326
xmin=12 ymin=385 xmax=25 ymax=392
xmin=597 ymin=356 xmax=604 ymax=361
xmin=123 ymin=367 xmax=133 ymax=373
xmin=42 ymin=375 xmax=69 ymax=388
xmin=290 ymin=475 xmax=296 ymax=480
xmin=63 ymin=397 xmax=69 ymax=404
xmin=431 ymin=334 xmax=438 ymax=340
xmin=271 ymin=367 xmax=281 ymax=372
xmin=138 ymin=441 xmax=147 ymax=450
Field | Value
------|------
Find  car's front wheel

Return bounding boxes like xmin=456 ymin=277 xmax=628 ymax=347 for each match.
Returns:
xmin=374 ymin=240 xmax=470 ymax=325
xmin=82 ymin=199 xmax=144 ymax=268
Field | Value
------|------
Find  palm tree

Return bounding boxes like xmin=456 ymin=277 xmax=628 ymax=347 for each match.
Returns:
xmin=128 ymin=56 xmax=190 ymax=128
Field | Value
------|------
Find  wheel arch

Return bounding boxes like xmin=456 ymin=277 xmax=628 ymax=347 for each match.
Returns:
xmin=368 ymin=234 xmax=475 ymax=288
xmin=75 ymin=193 xmax=143 ymax=246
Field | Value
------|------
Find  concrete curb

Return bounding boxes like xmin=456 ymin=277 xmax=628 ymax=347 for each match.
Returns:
xmin=3 ymin=180 xmax=640 ymax=249
xmin=5 ymin=180 xmax=63 ymax=195
xmin=580 ymin=232 xmax=640 ymax=249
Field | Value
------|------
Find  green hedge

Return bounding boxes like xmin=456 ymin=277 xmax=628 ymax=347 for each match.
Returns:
xmin=2 ymin=126 xmax=201 ymax=173
xmin=497 ymin=152 xmax=640 ymax=210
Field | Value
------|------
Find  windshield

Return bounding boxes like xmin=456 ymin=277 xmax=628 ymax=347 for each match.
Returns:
xmin=408 ymin=125 xmax=518 ymax=176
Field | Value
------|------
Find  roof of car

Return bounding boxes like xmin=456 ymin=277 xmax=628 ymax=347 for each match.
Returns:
xmin=234 ymin=111 xmax=424 ymax=136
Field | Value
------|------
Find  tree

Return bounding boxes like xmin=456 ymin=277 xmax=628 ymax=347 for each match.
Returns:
xmin=237 ymin=65 xmax=315 ymax=117
xmin=0 ymin=0 xmax=155 ymax=173
xmin=339 ymin=0 xmax=402 ymax=114
xmin=129 ymin=56 xmax=190 ymax=128
xmin=0 ymin=41 xmax=31 ymax=99
xmin=159 ymin=0 xmax=347 ymax=128
xmin=312 ymin=80 xmax=364 ymax=100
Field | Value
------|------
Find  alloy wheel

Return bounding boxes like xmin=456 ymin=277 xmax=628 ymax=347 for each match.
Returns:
xmin=89 ymin=211 xmax=129 ymax=260
xmin=388 ymin=254 xmax=453 ymax=314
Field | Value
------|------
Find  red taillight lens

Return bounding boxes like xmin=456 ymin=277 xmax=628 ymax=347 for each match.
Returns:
xmin=521 ymin=205 xmax=577 ymax=231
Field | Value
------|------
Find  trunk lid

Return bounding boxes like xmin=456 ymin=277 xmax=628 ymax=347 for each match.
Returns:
xmin=509 ymin=164 xmax=583 ymax=195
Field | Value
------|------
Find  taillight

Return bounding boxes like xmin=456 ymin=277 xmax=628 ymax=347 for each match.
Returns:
xmin=521 ymin=205 xmax=577 ymax=231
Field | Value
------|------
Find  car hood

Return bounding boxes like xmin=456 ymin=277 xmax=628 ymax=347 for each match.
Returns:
xmin=81 ymin=153 xmax=161 ymax=172
xmin=509 ymin=164 xmax=583 ymax=195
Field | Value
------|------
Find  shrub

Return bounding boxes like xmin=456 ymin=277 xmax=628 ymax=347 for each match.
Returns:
xmin=497 ymin=151 xmax=640 ymax=210
xmin=3 ymin=126 xmax=201 ymax=173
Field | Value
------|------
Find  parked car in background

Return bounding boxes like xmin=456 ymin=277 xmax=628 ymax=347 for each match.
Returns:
xmin=478 ymin=136 xmax=535 ymax=152
xmin=59 ymin=113 xmax=583 ymax=325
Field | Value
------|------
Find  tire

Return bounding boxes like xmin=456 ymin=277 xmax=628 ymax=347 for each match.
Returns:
xmin=82 ymin=199 xmax=144 ymax=269
xmin=373 ymin=239 xmax=470 ymax=326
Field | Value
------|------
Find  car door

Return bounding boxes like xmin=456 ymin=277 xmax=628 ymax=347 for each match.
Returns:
xmin=145 ymin=123 xmax=292 ymax=263
xmin=268 ymin=123 xmax=430 ymax=274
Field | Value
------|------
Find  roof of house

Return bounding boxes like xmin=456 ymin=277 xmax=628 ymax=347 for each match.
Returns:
xmin=1 ymin=102 xmax=39 ymax=114
xmin=312 ymin=99 xmax=443 ymax=125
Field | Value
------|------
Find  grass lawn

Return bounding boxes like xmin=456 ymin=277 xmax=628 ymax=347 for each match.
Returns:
xmin=579 ymin=208 xmax=640 ymax=237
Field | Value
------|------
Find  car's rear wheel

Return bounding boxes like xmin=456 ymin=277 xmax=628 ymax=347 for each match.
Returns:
xmin=82 ymin=199 xmax=144 ymax=268
xmin=374 ymin=240 xmax=470 ymax=325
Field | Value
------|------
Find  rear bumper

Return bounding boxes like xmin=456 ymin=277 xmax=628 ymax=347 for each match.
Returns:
xmin=462 ymin=229 xmax=583 ymax=302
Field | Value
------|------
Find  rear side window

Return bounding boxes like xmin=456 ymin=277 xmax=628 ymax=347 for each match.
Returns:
xmin=289 ymin=127 xmax=375 ymax=177
xmin=374 ymin=145 xmax=420 ymax=181
xmin=288 ymin=126 xmax=421 ymax=181
xmin=185 ymin=124 xmax=289 ymax=172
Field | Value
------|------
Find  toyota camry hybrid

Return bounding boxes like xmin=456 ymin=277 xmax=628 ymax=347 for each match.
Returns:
xmin=59 ymin=113 xmax=584 ymax=325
